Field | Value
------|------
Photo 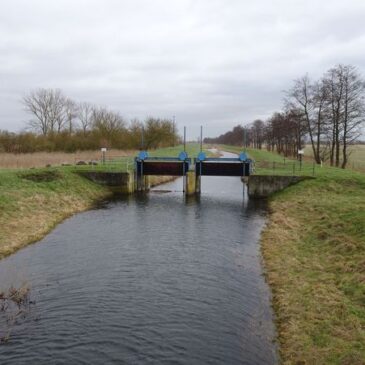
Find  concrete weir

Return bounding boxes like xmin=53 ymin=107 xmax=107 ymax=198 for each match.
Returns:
xmin=78 ymin=169 xmax=311 ymax=199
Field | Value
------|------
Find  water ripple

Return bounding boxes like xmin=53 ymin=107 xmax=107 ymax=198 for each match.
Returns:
xmin=0 ymin=174 xmax=277 ymax=364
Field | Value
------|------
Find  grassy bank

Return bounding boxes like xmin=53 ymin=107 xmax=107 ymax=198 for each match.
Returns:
xmin=0 ymin=143 xmax=205 ymax=259
xmin=0 ymin=168 xmax=111 ymax=259
xmin=221 ymin=144 xmax=365 ymax=364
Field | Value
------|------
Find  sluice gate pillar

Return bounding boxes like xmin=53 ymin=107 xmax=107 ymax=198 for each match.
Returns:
xmin=135 ymin=151 xmax=190 ymax=192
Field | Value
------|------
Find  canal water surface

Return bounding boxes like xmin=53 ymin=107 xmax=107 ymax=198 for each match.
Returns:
xmin=0 ymin=162 xmax=277 ymax=364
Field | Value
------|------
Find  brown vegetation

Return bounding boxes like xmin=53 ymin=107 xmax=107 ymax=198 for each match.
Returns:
xmin=0 ymin=284 xmax=32 ymax=343
xmin=1 ymin=87 xmax=180 ymax=153
xmin=0 ymin=149 xmax=135 ymax=169
xmin=261 ymin=174 xmax=365 ymax=364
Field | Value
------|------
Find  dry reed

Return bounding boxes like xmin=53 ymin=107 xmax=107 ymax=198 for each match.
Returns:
xmin=0 ymin=150 xmax=137 ymax=169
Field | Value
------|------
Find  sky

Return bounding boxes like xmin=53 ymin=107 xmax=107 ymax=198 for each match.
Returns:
xmin=1 ymin=0 xmax=365 ymax=139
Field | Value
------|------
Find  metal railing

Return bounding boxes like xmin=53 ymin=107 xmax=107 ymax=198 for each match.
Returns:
xmin=252 ymin=159 xmax=317 ymax=176
xmin=72 ymin=156 xmax=135 ymax=173
xmin=70 ymin=154 xmax=319 ymax=177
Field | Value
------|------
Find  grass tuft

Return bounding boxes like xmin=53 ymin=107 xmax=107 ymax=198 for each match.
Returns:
xmin=18 ymin=170 xmax=62 ymax=182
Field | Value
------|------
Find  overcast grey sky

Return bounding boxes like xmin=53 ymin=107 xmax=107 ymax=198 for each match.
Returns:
xmin=1 ymin=0 xmax=365 ymax=138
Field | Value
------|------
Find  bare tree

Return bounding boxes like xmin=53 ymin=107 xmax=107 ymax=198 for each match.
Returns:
xmin=286 ymin=76 xmax=316 ymax=162
xmin=322 ymin=65 xmax=365 ymax=167
xmin=323 ymin=66 xmax=345 ymax=166
xmin=23 ymin=88 xmax=68 ymax=135
xmin=274 ymin=64 xmax=365 ymax=167
xmin=311 ymin=79 xmax=328 ymax=163
xmin=64 ymin=98 xmax=78 ymax=135
xmin=51 ymin=89 xmax=66 ymax=133
xmin=78 ymin=102 xmax=93 ymax=135
xmin=338 ymin=65 xmax=365 ymax=168
xmin=250 ymin=119 xmax=265 ymax=149
xmin=91 ymin=107 xmax=126 ymax=136
xmin=23 ymin=89 xmax=53 ymax=135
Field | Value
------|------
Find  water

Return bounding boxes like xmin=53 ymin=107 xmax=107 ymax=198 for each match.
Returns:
xmin=0 ymin=155 xmax=277 ymax=364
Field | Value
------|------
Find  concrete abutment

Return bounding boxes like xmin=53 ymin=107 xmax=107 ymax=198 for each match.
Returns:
xmin=79 ymin=171 xmax=312 ymax=198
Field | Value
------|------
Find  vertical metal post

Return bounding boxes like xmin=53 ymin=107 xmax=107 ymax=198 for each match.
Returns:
xmin=200 ymin=125 xmax=203 ymax=152
xmin=184 ymin=126 xmax=186 ymax=152
xmin=141 ymin=161 xmax=144 ymax=191
xmin=299 ymin=155 xmax=302 ymax=171
xmin=312 ymin=161 xmax=315 ymax=176
xmin=141 ymin=126 xmax=144 ymax=150
xmin=182 ymin=160 xmax=186 ymax=193
xmin=172 ymin=115 xmax=175 ymax=147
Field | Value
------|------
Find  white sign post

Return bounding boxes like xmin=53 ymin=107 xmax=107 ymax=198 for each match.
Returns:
xmin=101 ymin=148 xmax=107 ymax=164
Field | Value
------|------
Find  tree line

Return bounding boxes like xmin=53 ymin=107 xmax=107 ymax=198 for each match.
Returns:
xmin=205 ymin=64 xmax=365 ymax=168
xmin=0 ymin=88 xmax=179 ymax=153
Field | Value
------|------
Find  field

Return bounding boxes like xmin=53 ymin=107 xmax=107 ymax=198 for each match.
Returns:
xmin=304 ymin=144 xmax=365 ymax=172
xmin=0 ymin=144 xmax=207 ymax=171
xmin=0 ymin=149 xmax=136 ymax=169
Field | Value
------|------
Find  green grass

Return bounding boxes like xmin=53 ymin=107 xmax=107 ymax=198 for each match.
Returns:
xmin=0 ymin=167 xmax=111 ymax=259
xmin=218 ymin=144 xmax=318 ymax=176
xmin=147 ymin=143 xmax=206 ymax=157
xmin=218 ymin=144 xmax=365 ymax=181
xmin=213 ymin=144 xmax=365 ymax=364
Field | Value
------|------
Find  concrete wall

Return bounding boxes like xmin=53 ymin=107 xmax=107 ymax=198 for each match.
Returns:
xmin=247 ymin=175 xmax=312 ymax=198
xmin=78 ymin=171 xmax=134 ymax=194
xmin=79 ymin=171 xmax=311 ymax=198
xmin=185 ymin=171 xmax=196 ymax=195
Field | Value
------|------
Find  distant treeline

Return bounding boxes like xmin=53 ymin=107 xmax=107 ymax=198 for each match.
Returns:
xmin=205 ymin=64 xmax=365 ymax=168
xmin=0 ymin=88 xmax=179 ymax=153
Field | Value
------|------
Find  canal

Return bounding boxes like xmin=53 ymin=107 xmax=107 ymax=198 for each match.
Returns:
xmin=0 ymin=159 xmax=277 ymax=364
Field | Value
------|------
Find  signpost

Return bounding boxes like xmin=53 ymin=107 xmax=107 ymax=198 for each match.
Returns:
xmin=101 ymin=147 xmax=107 ymax=164
xmin=298 ymin=149 xmax=304 ymax=170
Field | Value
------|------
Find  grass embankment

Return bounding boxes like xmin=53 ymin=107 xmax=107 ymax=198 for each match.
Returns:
xmin=0 ymin=168 xmax=111 ymax=259
xmin=220 ymin=144 xmax=365 ymax=364
xmin=0 ymin=144 xmax=204 ymax=259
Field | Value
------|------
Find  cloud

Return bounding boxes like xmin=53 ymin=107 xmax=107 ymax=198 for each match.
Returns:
xmin=1 ymin=0 xmax=365 ymax=137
